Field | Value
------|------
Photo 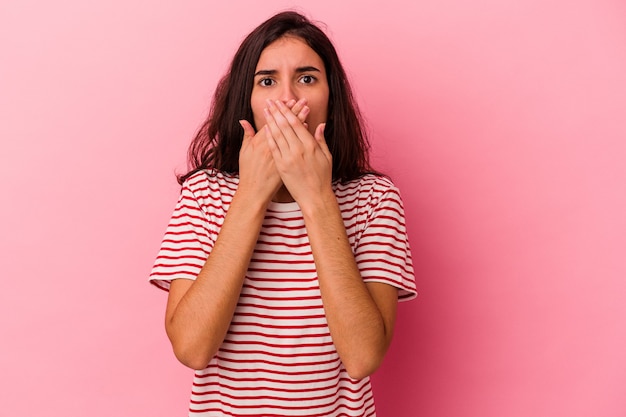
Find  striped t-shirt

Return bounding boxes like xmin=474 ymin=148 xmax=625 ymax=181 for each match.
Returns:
xmin=150 ymin=170 xmax=417 ymax=416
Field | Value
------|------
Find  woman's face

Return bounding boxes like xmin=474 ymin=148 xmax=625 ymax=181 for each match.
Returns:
xmin=251 ymin=36 xmax=329 ymax=136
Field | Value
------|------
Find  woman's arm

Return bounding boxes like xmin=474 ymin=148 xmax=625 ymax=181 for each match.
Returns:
xmin=164 ymin=190 xmax=270 ymax=370
xmin=164 ymin=101 xmax=309 ymax=370
xmin=302 ymin=191 xmax=398 ymax=380
xmin=265 ymin=99 xmax=399 ymax=379
xmin=165 ymin=123 xmax=281 ymax=370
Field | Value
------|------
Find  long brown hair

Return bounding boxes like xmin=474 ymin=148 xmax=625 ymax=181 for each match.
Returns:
xmin=178 ymin=11 xmax=376 ymax=185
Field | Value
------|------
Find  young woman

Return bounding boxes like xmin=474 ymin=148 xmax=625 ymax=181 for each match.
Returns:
xmin=150 ymin=11 xmax=417 ymax=416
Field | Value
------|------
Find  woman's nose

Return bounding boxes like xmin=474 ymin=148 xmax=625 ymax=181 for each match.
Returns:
xmin=279 ymin=84 xmax=298 ymax=103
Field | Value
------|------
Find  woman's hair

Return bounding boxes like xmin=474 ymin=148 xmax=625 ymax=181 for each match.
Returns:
xmin=178 ymin=11 xmax=376 ymax=185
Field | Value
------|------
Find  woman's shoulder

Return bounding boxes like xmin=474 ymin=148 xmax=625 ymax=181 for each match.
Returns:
xmin=335 ymin=174 xmax=398 ymax=196
xmin=181 ymin=170 xmax=239 ymax=200
xmin=333 ymin=174 xmax=403 ymax=212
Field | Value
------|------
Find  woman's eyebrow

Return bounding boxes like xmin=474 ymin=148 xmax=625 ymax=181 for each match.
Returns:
xmin=254 ymin=69 xmax=276 ymax=77
xmin=295 ymin=66 xmax=321 ymax=73
xmin=254 ymin=66 xmax=321 ymax=77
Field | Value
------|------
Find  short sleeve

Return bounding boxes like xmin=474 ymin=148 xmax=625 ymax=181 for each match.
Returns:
xmin=354 ymin=181 xmax=417 ymax=301
xmin=149 ymin=182 xmax=215 ymax=291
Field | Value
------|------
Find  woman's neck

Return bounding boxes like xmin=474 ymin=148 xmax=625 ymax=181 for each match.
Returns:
xmin=272 ymin=185 xmax=295 ymax=203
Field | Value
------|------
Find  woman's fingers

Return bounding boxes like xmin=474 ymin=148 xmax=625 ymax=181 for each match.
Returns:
xmin=264 ymin=100 xmax=296 ymax=154
xmin=314 ymin=122 xmax=331 ymax=160
xmin=239 ymin=119 xmax=256 ymax=145
xmin=286 ymin=98 xmax=309 ymax=124
xmin=292 ymin=99 xmax=310 ymax=125
xmin=265 ymin=99 xmax=312 ymax=143
xmin=314 ymin=123 xmax=331 ymax=158
xmin=264 ymin=99 xmax=330 ymax=167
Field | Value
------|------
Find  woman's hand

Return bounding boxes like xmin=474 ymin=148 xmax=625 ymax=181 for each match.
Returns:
xmin=238 ymin=119 xmax=282 ymax=204
xmin=238 ymin=99 xmax=311 ymax=204
xmin=263 ymin=98 xmax=333 ymax=209
xmin=264 ymin=98 xmax=396 ymax=379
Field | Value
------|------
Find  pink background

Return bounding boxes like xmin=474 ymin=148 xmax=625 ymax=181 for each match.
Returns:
xmin=1 ymin=0 xmax=625 ymax=415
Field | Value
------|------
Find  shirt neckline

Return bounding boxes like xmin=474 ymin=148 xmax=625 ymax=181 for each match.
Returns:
xmin=267 ymin=200 xmax=301 ymax=213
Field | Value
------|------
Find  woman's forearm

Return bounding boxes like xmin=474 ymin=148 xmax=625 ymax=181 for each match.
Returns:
xmin=165 ymin=190 xmax=268 ymax=370
xmin=301 ymin=189 xmax=396 ymax=380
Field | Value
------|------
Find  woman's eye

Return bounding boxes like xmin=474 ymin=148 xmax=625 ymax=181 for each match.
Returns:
xmin=260 ymin=78 xmax=275 ymax=87
xmin=300 ymin=75 xmax=315 ymax=84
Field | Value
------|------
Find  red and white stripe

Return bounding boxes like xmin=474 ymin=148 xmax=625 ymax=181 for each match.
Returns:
xmin=150 ymin=171 xmax=416 ymax=416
